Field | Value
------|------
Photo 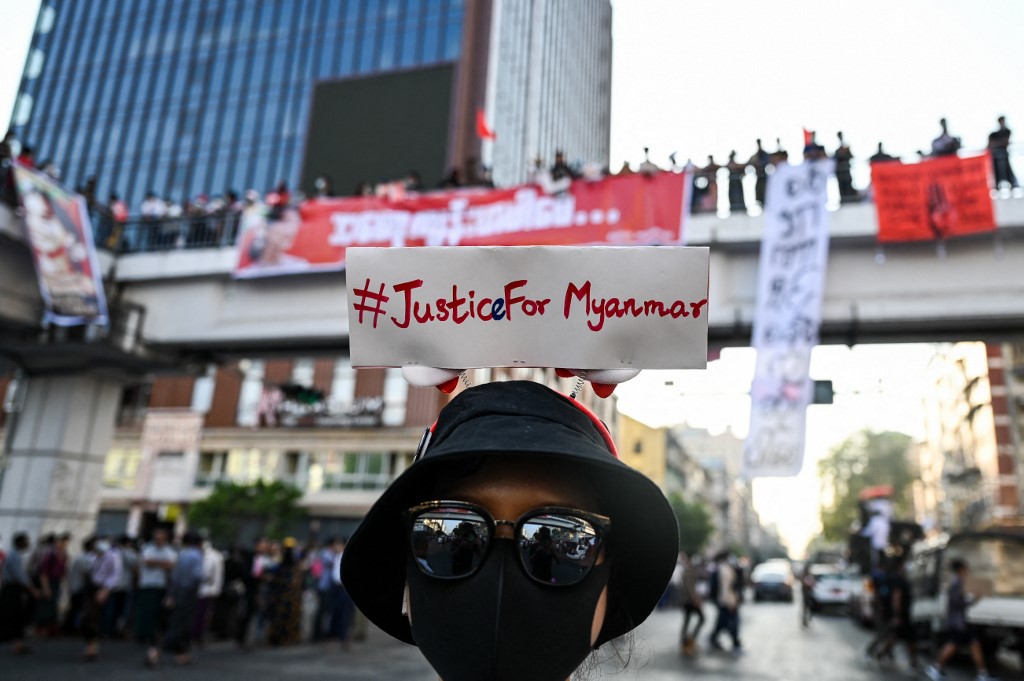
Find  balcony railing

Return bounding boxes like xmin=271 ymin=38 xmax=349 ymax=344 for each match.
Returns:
xmin=94 ymin=210 xmax=242 ymax=254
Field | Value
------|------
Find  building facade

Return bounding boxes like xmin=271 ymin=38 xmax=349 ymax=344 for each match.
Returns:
xmin=913 ymin=341 xmax=1024 ymax=532
xmin=89 ymin=363 xmax=618 ymax=540
xmin=9 ymin=0 xmax=611 ymax=209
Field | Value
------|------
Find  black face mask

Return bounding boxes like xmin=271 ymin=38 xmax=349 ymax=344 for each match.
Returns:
xmin=407 ymin=540 xmax=610 ymax=681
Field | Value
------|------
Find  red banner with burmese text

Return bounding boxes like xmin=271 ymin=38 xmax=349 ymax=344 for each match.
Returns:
xmin=234 ymin=172 xmax=688 ymax=278
xmin=871 ymin=153 xmax=995 ymax=243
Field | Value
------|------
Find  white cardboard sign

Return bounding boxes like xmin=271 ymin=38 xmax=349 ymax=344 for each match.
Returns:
xmin=346 ymin=246 xmax=710 ymax=370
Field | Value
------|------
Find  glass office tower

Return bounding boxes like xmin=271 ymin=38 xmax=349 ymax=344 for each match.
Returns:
xmin=9 ymin=0 xmax=465 ymax=209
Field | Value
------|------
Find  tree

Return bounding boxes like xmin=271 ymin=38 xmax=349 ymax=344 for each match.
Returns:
xmin=667 ymin=492 xmax=714 ymax=556
xmin=817 ymin=430 xmax=914 ymax=542
xmin=187 ymin=480 xmax=306 ymax=546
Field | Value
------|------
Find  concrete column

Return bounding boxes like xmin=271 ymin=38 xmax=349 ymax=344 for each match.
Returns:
xmin=0 ymin=374 xmax=122 ymax=545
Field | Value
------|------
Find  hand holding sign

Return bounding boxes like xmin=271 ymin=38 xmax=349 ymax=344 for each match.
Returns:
xmin=402 ymin=366 xmax=641 ymax=397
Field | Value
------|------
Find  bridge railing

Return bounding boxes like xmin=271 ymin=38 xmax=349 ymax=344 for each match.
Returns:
xmin=93 ymin=210 xmax=242 ymax=254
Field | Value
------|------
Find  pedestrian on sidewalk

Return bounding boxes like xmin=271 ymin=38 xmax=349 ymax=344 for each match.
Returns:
xmin=81 ymin=535 xmax=123 ymax=662
xmin=0 ymin=533 xmax=39 ymax=655
xmin=328 ymin=538 xmax=354 ymax=650
xmin=146 ymin=531 xmax=203 ymax=667
xmin=341 ymin=381 xmax=679 ymax=681
xmin=707 ymin=550 xmax=742 ymax=654
xmin=135 ymin=529 xmax=176 ymax=647
xmin=925 ymin=558 xmax=998 ymax=681
xmin=678 ymin=552 xmax=705 ymax=655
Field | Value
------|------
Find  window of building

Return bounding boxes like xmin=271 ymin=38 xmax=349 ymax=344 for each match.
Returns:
xmin=312 ymin=451 xmax=394 ymax=491
xmin=195 ymin=450 xmax=228 ymax=487
xmin=382 ymin=368 xmax=407 ymax=426
xmin=330 ymin=358 xmax=356 ymax=410
xmin=103 ymin=448 xmax=142 ymax=489
xmin=223 ymin=448 xmax=281 ymax=484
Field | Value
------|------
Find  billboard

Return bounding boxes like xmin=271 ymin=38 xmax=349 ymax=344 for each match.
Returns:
xmin=12 ymin=163 xmax=108 ymax=326
xmin=300 ymin=65 xmax=455 ymax=197
xmin=234 ymin=172 xmax=689 ymax=278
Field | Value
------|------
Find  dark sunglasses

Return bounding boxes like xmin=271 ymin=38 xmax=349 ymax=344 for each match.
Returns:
xmin=404 ymin=500 xmax=610 ymax=586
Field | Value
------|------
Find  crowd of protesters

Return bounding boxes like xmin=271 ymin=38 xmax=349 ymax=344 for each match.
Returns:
xmin=2 ymin=115 xmax=1019 ymax=254
xmin=0 ymin=529 xmax=362 ymax=667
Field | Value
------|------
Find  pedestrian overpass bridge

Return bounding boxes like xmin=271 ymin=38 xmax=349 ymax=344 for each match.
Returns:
xmin=2 ymin=198 xmax=1024 ymax=375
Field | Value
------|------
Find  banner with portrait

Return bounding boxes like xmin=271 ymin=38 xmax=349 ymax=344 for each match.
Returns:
xmin=12 ymin=163 xmax=108 ymax=326
xmin=233 ymin=172 xmax=689 ymax=278
xmin=871 ymin=153 xmax=995 ymax=243
xmin=744 ymin=160 xmax=833 ymax=478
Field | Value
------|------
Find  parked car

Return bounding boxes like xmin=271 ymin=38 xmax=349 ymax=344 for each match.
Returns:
xmin=908 ymin=528 xmax=1024 ymax=657
xmin=751 ymin=560 xmax=794 ymax=602
xmin=807 ymin=565 xmax=852 ymax=614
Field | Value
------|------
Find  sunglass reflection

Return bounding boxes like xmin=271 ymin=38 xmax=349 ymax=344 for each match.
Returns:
xmin=409 ymin=505 xmax=604 ymax=585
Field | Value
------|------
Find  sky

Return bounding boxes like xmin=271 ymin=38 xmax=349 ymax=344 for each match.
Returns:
xmin=1 ymin=1 xmax=1017 ymax=556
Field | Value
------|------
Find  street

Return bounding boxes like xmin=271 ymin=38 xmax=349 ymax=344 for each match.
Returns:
xmin=2 ymin=600 xmax=1021 ymax=681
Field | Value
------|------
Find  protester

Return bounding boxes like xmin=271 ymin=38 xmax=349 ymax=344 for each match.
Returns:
xmin=341 ymin=380 xmax=678 ymax=681
xmin=692 ymin=155 xmax=720 ymax=214
xmin=931 ymin=118 xmax=962 ymax=157
xmin=637 ymin=147 xmax=660 ymax=174
xmin=834 ymin=131 xmax=857 ymax=201
xmin=135 ymin=529 xmax=176 ymax=646
xmin=747 ymin=138 xmax=771 ymax=206
xmin=925 ymin=558 xmax=998 ymax=681
xmin=707 ymin=550 xmax=742 ymax=654
xmin=34 ymin=531 xmax=70 ymax=637
xmin=267 ymin=537 xmax=304 ymax=646
xmin=550 ymin=149 xmax=577 ymax=183
xmin=82 ymin=535 xmax=123 ymax=661
xmin=678 ymin=552 xmax=705 ymax=656
xmin=328 ymin=537 xmax=354 ymax=650
xmin=147 ymin=531 xmax=203 ymax=667
xmin=64 ymin=536 xmax=95 ymax=634
xmin=194 ymin=535 xmax=224 ymax=645
xmin=105 ymin=534 xmax=137 ymax=638
xmin=870 ymin=142 xmax=899 ymax=164
xmin=0 ymin=533 xmax=38 ymax=654
xmin=989 ymin=115 xmax=1018 ymax=190
xmin=726 ymin=150 xmax=746 ymax=213
xmin=15 ymin=145 xmax=34 ymax=168
xmin=312 ymin=537 xmax=338 ymax=641
xmin=874 ymin=555 xmax=918 ymax=670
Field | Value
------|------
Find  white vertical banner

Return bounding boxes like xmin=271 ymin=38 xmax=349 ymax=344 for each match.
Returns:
xmin=744 ymin=160 xmax=834 ymax=478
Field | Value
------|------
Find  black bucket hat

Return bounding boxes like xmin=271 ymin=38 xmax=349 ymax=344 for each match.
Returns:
xmin=341 ymin=380 xmax=679 ymax=646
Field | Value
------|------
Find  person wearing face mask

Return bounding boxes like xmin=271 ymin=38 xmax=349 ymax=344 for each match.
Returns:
xmin=342 ymin=380 xmax=679 ymax=681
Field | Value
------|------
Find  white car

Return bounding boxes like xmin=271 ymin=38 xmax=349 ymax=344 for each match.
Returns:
xmin=809 ymin=566 xmax=852 ymax=612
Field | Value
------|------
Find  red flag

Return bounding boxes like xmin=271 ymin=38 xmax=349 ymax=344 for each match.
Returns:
xmin=476 ymin=109 xmax=496 ymax=140
xmin=802 ymin=128 xmax=815 ymax=147
xmin=871 ymin=153 xmax=995 ymax=243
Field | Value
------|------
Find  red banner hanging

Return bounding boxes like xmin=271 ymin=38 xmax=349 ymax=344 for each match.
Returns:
xmin=871 ymin=153 xmax=995 ymax=243
xmin=234 ymin=172 xmax=688 ymax=278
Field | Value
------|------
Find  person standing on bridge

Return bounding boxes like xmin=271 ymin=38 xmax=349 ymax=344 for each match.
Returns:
xmin=988 ymin=116 xmax=1018 ymax=191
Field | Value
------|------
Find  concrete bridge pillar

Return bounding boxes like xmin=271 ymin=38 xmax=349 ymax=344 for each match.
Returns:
xmin=0 ymin=373 xmax=122 ymax=545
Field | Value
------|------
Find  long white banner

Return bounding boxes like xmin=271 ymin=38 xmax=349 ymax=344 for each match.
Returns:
xmin=743 ymin=160 xmax=833 ymax=478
